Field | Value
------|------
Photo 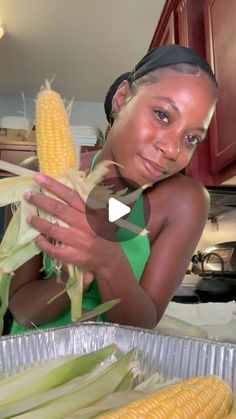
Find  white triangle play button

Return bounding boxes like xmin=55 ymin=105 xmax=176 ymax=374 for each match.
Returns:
xmin=108 ymin=197 xmax=131 ymax=222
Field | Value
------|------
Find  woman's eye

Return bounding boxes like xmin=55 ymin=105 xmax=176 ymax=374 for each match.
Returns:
xmin=154 ymin=109 xmax=169 ymax=124
xmin=186 ymin=134 xmax=201 ymax=147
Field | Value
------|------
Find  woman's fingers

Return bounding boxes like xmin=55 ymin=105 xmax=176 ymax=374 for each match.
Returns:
xmin=36 ymin=235 xmax=80 ymax=264
xmin=24 ymin=190 xmax=84 ymax=228
xmin=28 ymin=214 xmax=82 ymax=247
xmin=83 ymin=271 xmax=94 ymax=290
xmin=32 ymin=172 xmax=85 ymax=211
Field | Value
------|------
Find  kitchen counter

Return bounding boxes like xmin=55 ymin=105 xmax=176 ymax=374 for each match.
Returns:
xmin=156 ymin=300 xmax=236 ymax=343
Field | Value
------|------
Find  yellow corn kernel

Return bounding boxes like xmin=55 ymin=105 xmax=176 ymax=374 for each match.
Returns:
xmin=36 ymin=81 xmax=77 ymax=179
xmin=100 ymin=375 xmax=232 ymax=419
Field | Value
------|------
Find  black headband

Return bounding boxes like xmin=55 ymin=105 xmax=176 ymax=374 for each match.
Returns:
xmin=128 ymin=44 xmax=217 ymax=85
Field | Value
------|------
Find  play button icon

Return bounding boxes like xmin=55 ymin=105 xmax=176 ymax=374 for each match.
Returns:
xmin=108 ymin=198 xmax=130 ymax=222
xmin=85 ymin=176 xmax=150 ymax=242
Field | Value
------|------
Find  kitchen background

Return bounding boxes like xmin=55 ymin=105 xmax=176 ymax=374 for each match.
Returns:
xmin=0 ymin=0 xmax=236 ymax=274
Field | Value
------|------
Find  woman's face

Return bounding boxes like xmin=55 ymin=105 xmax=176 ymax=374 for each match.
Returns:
xmin=109 ymin=69 xmax=216 ymax=186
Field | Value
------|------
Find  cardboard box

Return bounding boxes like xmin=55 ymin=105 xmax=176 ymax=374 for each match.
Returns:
xmin=0 ymin=128 xmax=36 ymax=142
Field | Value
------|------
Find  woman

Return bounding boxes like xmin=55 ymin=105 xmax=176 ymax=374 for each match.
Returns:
xmin=9 ymin=44 xmax=217 ymax=333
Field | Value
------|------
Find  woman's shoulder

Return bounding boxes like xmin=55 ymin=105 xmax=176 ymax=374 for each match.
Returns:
xmin=146 ymin=173 xmax=210 ymax=235
xmin=150 ymin=172 xmax=209 ymax=205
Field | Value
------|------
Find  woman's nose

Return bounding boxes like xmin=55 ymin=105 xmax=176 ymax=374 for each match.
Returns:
xmin=155 ymin=134 xmax=181 ymax=161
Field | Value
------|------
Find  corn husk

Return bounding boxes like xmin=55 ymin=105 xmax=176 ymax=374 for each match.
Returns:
xmin=0 ymin=344 xmax=117 ymax=407
xmin=64 ymin=370 xmax=165 ymax=418
xmin=0 ymin=344 xmax=118 ymax=418
xmin=10 ymin=349 xmax=136 ymax=419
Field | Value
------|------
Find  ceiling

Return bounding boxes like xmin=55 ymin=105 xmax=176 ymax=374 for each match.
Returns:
xmin=0 ymin=0 xmax=165 ymax=103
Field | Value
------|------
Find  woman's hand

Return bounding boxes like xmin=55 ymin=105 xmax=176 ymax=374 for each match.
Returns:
xmin=83 ymin=271 xmax=95 ymax=290
xmin=24 ymin=172 xmax=117 ymax=276
xmin=57 ymin=265 xmax=94 ymax=291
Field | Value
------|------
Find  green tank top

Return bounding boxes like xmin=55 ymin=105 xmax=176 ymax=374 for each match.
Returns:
xmin=11 ymin=152 xmax=150 ymax=334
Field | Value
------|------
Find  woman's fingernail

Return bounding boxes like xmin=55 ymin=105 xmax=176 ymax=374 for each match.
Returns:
xmin=26 ymin=215 xmax=33 ymax=224
xmin=24 ymin=191 xmax=32 ymax=200
xmin=33 ymin=172 xmax=47 ymax=184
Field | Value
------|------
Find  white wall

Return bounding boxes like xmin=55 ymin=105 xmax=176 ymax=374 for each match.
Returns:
xmin=0 ymin=95 xmax=108 ymax=133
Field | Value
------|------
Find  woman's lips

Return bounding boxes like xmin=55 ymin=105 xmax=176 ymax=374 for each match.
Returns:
xmin=138 ymin=154 xmax=167 ymax=179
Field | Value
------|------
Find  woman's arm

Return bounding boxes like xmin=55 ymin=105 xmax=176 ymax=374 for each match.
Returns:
xmin=140 ymin=177 xmax=210 ymax=323
xmin=23 ymin=173 xmax=209 ymax=330
xmin=83 ymin=178 xmax=209 ymax=328
xmin=9 ymin=254 xmax=70 ymax=327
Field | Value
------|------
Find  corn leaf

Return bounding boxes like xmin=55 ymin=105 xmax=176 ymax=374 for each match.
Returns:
xmin=0 ymin=272 xmax=12 ymax=335
xmin=116 ymin=184 xmax=150 ymax=205
xmin=115 ymin=368 xmax=137 ymax=392
xmin=78 ymin=299 xmax=122 ymax=322
xmin=64 ymin=390 xmax=143 ymax=419
xmin=230 ymin=393 xmax=236 ymax=413
xmin=0 ymin=160 xmax=34 ymax=176
xmin=17 ymin=199 xmax=39 ymax=245
xmin=66 ymin=265 xmax=83 ymax=322
xmin=80 ymin=161 xmax=114 ymax=190
xmin=13 ymin=349 xmax=135 ymax=419
xmin=134 ymin=372 xmax=161 ymax=392
xmin=68 ymin=376 xmax=182 ymax=419
xmin=0 ymin=345 xmax=117 ymax=406
xmin=0 ymin=352 xmax=119 ymax=418
xmin=0 ymin=206 xmax=22 ymax=256
xmin=0 ymin=198 xmax=40 ymax=274
xmin=0 ymin=174 xmax=35 ymax=206
xmin=0 ymin=239 xmax=40 ymax=274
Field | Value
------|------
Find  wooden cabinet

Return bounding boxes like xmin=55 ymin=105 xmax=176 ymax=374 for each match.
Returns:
xmin=0 ymin=140 xmax=37 ymax=176
xmin=205 ymin=0 xmax=236 ymax=174
xmin=0 ymin=129 xmax=37 ymax=176
xmin=158 ymin=11 xmax=176 ymax=45
xmin=149 ymin=0 xmax=236 ymax=185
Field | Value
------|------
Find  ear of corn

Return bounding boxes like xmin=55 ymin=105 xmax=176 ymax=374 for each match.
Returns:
xmin=99 ymin=375 xmax=232 ymax=419
xmin=36 ymin=80 xmax=77 ymax=179
xmin=226 ymin=394 xmax=236 ymax=417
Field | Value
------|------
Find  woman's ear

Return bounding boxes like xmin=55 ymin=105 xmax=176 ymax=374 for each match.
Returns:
xmin=111 ymin=81 xmax=131 ymax=118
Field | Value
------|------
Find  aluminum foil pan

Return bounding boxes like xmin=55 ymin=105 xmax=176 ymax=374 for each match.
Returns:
xmin=0 ymin=322 xmax=235 ymax=390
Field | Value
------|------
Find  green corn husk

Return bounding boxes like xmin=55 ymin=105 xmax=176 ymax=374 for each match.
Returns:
xmin=0 ymin=344 xmax=116 ymax=407
xmin=0 ymin=175 xmax=34 ymax=207
xmin=64 ymin=372 xmax=163 ymax=418
xmin=0 ymin=347 xmax=120 ymax=418
xmin=11 ymin=349 xmax=135 ymax=419
xmin=64 ymin=390 xmax=144 ymax=419
xmin=229 ymin=393 xmax=236 ymax=414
